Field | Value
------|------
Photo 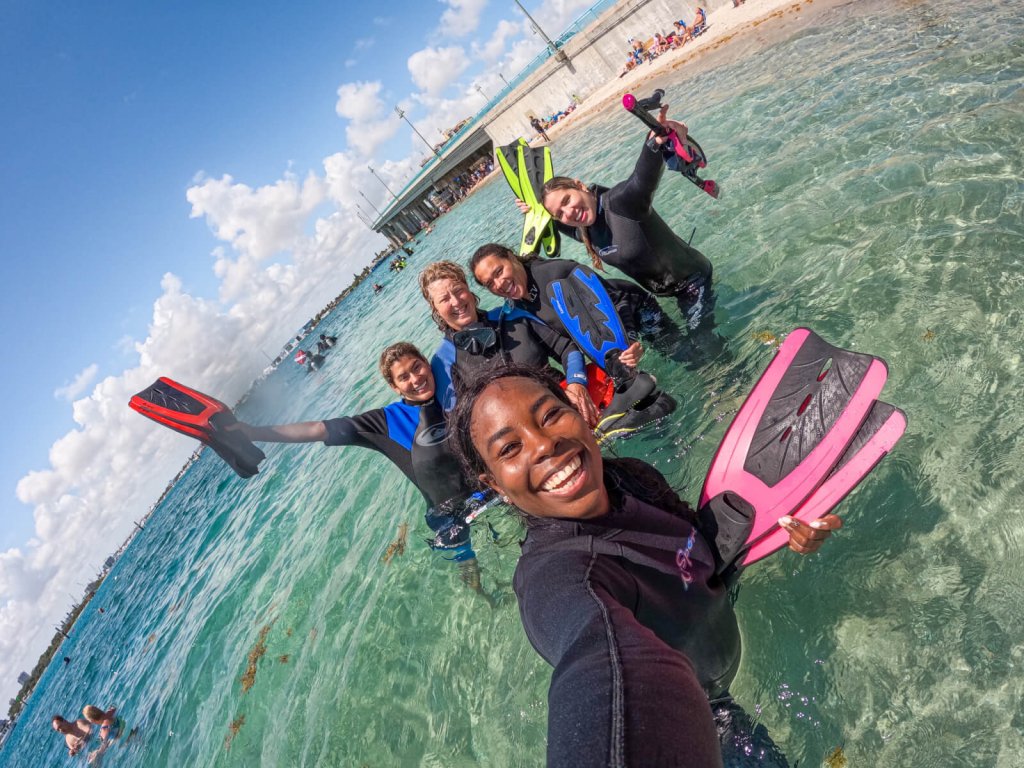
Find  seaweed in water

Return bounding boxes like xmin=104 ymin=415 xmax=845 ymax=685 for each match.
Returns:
xmin=381 ymin=523 xmax=409 ymax=564
xmin=224 ymin=714 xmax=245 ymax=751
xmin=240 ymin=624 xmax=273 ymax=692
xmin=824 ymin=745 xmax=847 ymax=768
xmin=752 ymin=330 xmax=781 ymax=349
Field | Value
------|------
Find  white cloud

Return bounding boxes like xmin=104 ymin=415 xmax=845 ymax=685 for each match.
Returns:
xmin=335 ymin=81 xmax=386 ymax=122
xmin=439 ymin=0 xmax=488 ymax=37
xmin=186 ymin=172 xmax=325 ymax=265
xmin=353 ymin=37 xmax=375 ymax=52
xmin=407 ymin=46 xmax=469 ymax=97
xmin=472 ymin=19 xmax=521 ymax=62
xmin=334 ymin=81 xmax=402 ymax=158
xmin=54 ymin=363 xmax=99 ymax=401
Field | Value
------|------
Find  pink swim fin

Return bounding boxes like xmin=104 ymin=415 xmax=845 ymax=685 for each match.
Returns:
xmin=698 ymin=328 xmax=904 ymax=568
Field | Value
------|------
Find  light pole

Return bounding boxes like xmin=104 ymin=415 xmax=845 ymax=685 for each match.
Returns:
xmin=498 ymin=73 xmax=510 ymax=88
xmin=395 ymin=106 xmax=440 ymax=156
xmin=513 ymin=0 xmax=570 ymax=65
xmin=366 ymin=166 xmax=399 ymax=201
xmin=475 ymin=84 xmax=490 ymax=102
xmin=358 ymin=191 xmax=382 ymax=215
xmin=354 ymin=205 xmax=376 ymax=229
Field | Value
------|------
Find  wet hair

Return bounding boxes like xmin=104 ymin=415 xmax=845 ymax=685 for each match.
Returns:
xmin=468 ymin=243 xmax=536 ymax=289
xmin=540 ymin=177 xmax=604 ymax=271
xmin=82 ymin=705 xmax=105 ymax=722
xmin=449 ymin=363 xmax=698 ymax=526
xmin=417 ymin=260 xmax=481 ymax=330
xmin=378 ymin=342 xmax=428 ymax=386
xmin=52 ymin=714 xmax=64 ymax=724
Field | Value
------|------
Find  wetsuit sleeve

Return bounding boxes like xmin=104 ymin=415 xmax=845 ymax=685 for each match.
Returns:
xmin=527 ymin=318 xmax=587 ymax=385
xmin=322 ymin=410 xmax=386 ymax=450
xmin=614 ymin=139 xmax=666 ymax=219
xmin=514 ymin=552 xmax=722 ymax=767
xmin=431 ymin=341 xmax=458 ymax=412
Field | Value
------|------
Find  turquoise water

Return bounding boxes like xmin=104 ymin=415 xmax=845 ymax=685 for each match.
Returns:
xmin=5 ymin=0 xmax=1024 ymax=764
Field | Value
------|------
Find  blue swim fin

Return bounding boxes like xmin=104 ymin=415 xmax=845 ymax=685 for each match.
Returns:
xmin=546 ymin=267 xmax=630 ymax=366
xmin=698 ymin=328 xmax=905 ymax=568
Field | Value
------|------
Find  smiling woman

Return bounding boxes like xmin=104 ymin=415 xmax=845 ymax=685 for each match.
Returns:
xmin=233 ymin=341 xmax=490 ymax=575
xmin=447 ymin=364 xmax=841 ymax=766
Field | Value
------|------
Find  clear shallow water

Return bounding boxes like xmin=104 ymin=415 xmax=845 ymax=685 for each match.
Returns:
xmin=5 ymin=0 xmax=1024 ymax=764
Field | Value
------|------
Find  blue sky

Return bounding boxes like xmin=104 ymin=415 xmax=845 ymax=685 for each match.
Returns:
xmin=0 ymin=0 xmax=599 ymax=704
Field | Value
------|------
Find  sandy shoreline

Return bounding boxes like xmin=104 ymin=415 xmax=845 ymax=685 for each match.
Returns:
xmin=543 ymin=0 xmax=821 ymax=138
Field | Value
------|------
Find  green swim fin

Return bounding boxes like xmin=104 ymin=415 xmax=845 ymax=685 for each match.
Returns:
xmin=495 ymin=138 xmax=527 ymax=200
xmin=495 ymin=139 xmax=560 ymax=257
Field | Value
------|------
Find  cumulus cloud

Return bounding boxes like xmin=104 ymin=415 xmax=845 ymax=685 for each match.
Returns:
xmin=54 ymin=363 xmax=99 ymax=401
xmin=335 ymin=81 xmax=401 ymax=158
xmin=186 ymin=172 xmax=325 ymax=263
xmin=407 ymin=46 xmax=469 ymax=97
xmin=472 ymin=18 xmax=521 ymax=62
xmin=439 ymin=0 xmax=488 ymax=37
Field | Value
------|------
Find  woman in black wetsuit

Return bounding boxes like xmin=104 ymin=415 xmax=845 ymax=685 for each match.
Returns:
xmin=448 ymin=364 xmax=841 ymax=767
xmin=537 ymin=109 xmax=715 ymax=330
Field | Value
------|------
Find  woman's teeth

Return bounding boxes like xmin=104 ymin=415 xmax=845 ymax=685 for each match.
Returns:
xmin=541 ymin=455 xmax=583 ymax=492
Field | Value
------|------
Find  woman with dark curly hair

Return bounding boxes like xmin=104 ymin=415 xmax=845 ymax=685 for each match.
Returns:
xmin=448 ymin=364 xmax=839 ymax=766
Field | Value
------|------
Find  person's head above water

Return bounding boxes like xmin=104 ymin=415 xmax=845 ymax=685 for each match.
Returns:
xmin=541 ymin=176 xmax=598 ymax=227
xmin=449 ymin=364 xmax=610 ymax=521
xmin=378 ymin=342 xmax=435 ymax=403
xmin=469 ymin=243 xmax=535 ymax=301
xmin=418 ymin=260 xmax=480 ymax=331
xmin=82 ymin=705 xmax=107 ymax=723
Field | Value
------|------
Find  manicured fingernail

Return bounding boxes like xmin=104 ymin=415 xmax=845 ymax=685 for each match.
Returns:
xmin=810 ymin=520 xmax=827 ymax=529
xmin=779 ymin=516 xmax=794 ymax=527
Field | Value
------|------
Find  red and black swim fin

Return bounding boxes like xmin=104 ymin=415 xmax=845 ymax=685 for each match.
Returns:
xmin=129 ymin=377 xmax=265 ymax=478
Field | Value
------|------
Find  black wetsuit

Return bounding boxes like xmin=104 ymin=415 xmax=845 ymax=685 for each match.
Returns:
xmin=431 ymin=306 xmax=586 ymax=411
xmin=322 ymin=397 xmax=474 ymax=550
xmin=514 ymin=459 xmax=788 ymax=766
xmin=556 ymin=139 xmax=714 ymax=323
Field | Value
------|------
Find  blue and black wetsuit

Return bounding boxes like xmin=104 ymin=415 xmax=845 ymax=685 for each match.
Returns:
xmin=514 ymin=458 xmax=788 ymax=766
xmin=556 ymin=139 xmax=715 ymax=327
xmin=323 ymin=397 xmax=476 ymax=558
xmin=432 ymin=306 xmax=587 ymax=412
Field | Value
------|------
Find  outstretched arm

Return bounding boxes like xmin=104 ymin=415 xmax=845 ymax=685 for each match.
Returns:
xmin=516 ymin=554 xmax=723 ymax=767
xmin=236 ymin=421 xmax=328 ymax=443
